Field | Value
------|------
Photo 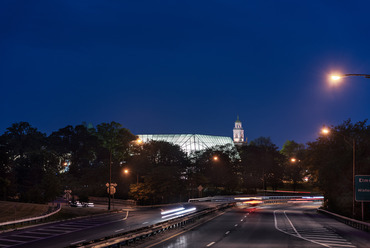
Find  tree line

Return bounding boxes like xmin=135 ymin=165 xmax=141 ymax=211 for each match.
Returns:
xmin=1 ymin=119 xmax=369 ymax=220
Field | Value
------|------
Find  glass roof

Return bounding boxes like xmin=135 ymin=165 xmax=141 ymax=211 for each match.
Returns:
xmin=138 ymin=134 xmax=235 ymax=154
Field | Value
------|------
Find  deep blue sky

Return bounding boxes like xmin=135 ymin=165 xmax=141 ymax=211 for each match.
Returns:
xmin=1 ymin=0 xmax=370 ymax=148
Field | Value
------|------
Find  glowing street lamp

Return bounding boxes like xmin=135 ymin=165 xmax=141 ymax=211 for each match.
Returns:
xmin=321 ymin=127 xmax=330 ymax=135
xmin=123 ymin=168 xmax=139 ymax=184
xmin=331 ymin=75 xmax=342 ymax=81
xmin=213 ymin=156 xmax=219 ymax=161
xmin=290 ymin=158 xmax=297 ymax=163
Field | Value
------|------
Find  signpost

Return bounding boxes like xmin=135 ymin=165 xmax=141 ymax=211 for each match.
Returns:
xmin=198 ymin=185 xmax=203 ymax=198
xmin=106 ymin=183 xmax=117 ymax=210
xmin=64 ymin=189 xmax=72 ymax=202
xmin=355 ymin=175 xmax=370 ymax=221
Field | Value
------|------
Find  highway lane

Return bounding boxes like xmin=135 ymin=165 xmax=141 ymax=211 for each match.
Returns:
xmin=0 ymin=202 xmax=210 ymax=248
xmin=149 ymin=202 xmax=370 ymax=248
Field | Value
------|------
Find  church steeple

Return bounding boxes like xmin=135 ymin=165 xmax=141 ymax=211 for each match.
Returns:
xmin=233 ymin=116 xmax=245 ymax=145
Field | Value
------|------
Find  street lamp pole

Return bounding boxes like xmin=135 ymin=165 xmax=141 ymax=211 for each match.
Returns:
xmin=328 ymin=72 xmax=369 ymax=219
xmin=352 ymin=138 xmax=355 ymax=218
xmin=108 ymin=151 xmax=112 ymax=211
xmin=343 ymin=74 xmax=370 ymax=78
xmin=331 ymin=74 xmax=370 ymax=81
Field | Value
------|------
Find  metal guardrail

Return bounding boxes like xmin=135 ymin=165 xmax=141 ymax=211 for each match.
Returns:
xmin=318 ymin=208 xmax=370 ymax=232
xmin=68 ymin=203 xmax=234 ymax=248
xmin=0 ymin=204 xmax=61 ymax=229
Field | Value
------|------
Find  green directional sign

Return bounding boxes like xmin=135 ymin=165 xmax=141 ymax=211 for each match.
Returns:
xmin=355 ymin=175 xmax=370 ymax=202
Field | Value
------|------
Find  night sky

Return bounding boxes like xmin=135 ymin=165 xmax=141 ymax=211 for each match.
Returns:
xmin=1 ymin=0 xmax=370 ymax=148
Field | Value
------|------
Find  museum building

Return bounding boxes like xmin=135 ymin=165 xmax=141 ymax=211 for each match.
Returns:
xmin=138 ymin=117 xmax=246 ymax=155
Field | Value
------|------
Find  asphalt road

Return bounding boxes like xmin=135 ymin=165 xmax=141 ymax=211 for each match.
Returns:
xmin=149 ymin=202 xmax=370 ymax=248
xmin=0 ymin=202 xmax=212 ymax=248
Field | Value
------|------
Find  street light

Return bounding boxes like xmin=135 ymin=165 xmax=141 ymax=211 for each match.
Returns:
xmin=330 ymin=74 xmax=370 ymax=81
xmin=321 ymin=126 xmax=356 ymax=218
xmin=123 ymin=168 xmax=139 ymax=185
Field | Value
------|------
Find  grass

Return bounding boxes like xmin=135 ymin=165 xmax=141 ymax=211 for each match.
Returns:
xmin=0 ymin=201 xmax=107 ymax=226
xmin=0 ymin=201 xmax=50 ymax=223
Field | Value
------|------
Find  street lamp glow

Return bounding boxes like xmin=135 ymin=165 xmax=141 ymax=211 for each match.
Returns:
xmin=136 ymin=138 xmax=143 ymax=144
xmin=124 ymin=169 xmax=129 ymax=174
xmin=321 ymin=127 xmax=330 ymax=135
xmin=213 ymin=156 xmax=219 ymax=161
xmin=290 ymin=158 xmax=296 ymax=163
xmin=331 ymin=75 xmax=342 ymax=81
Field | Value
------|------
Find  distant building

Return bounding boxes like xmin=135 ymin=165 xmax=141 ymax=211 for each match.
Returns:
xmin=137 ymin=117 xmax=247 ymax=155
xmin=137 ymin=134 xmax=235 ymax=155
xmin=233 ymin=116 xmax=247 ymax=146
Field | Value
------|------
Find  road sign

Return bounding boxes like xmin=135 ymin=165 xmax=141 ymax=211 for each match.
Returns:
xmin=107 ymin=186 xmax=116 ymax=195
xmin=106 ymin=183 xmax=117 ymax=195
xmin=355 ymin=175 xmax=370 ymax=202
xmin=64 ymin=190 xmax=72 ymax=200
xmin=197 ymin=185 xmax=203 ymax=192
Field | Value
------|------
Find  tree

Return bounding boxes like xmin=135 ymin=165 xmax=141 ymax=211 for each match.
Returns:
xmin=128 ymin=140 xmax=189 ymax=204
xmin=191 ymin=144 xmax=240 ymax=195
xmin=96 ymin=122 xmax=136 ymax=208
xmin=240 ymin=137 xmax=285 ymax=192
xmin=48 ymin=124 xmax=101 ymax=200
xmin=304 ymin=119 xmax=370 ymax=219
xmin=281 ymin=140 xmax=306 ymax=191
xmin=1 ymin=122 xmax=62 ymax=203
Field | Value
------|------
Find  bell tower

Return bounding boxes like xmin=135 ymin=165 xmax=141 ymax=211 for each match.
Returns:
xmin=233 ymin=116 xmax=245 ymax=145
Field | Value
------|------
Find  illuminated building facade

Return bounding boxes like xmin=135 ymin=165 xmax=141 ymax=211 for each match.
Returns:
xmin=233 ymin=116 xmax=246 ymax=145
xmin=138 ymin=118 xmax=246 ymax=155
xmin=137 ymin=134 xmax=235 ymax=155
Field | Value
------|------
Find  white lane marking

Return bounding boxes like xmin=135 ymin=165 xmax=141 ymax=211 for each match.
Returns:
xmin=313 ymin=240 xmax=354 ymax=245
xmin=225 ymin=231 xmax=230 ymax=235
xmin=303 ymin=234 xmax=343 ymax=239
xmin=207 ymin=241 xmax=215 ymax=247
xmin=320 ymin=245 xmax=355 ymax=248
xmin=0 ymin=238 xmax=23 ymax=243
xmin=46 ymin=226 xmax=77 ymax=230
xmin=115 ymin=228 xmax=125 ymax=232
xmin=283 ymin=211 xmax=301 ymax=238
xmin=123 ymin=210 xmax=129 ymax=220
xmin=25 ymin=231 xmax=55 ymax=235
xmin=241 ymin=219 xmax=243 ymax=221
xmin=142 ymin=222 xmax=149 ymax=224
xmin=273 ymin=210 xmax=330 ymax=248
xmin=70 ymin=240 xmax=85 ymax=245
xmin=11 ymin=234 xmax=39 ymax=239
xmin=234 ymin=224 xmax=238 ymax=227
xmin=282 ymin=211 xmax=354 ymax=247
xmin=312 ymin=241 xmax=355 ymax=247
